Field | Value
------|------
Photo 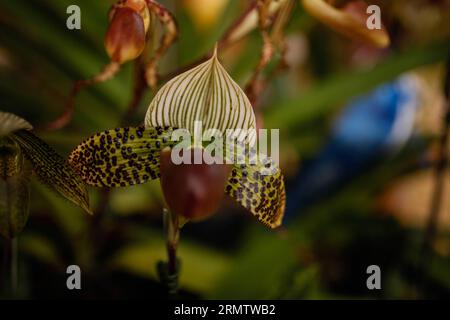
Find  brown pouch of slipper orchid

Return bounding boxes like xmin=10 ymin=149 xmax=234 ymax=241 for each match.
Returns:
xmin=159 ymin=147 xmax=232 ymax=221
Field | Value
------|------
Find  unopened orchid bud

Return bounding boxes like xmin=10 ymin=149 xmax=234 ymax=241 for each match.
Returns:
xmin=105 ymin=7 xmax=146 ymax=63
xmin=159 ymin=148 xmax=231 ymax=221
xmin=110 ymin=0 xmax=151 ymax=32
xmin=301 ymin=0 xmax=390 ymax=48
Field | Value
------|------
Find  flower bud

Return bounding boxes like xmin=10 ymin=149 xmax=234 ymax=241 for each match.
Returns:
xmin=159 ymin=148 xmax=231 ymax=221
xmin=109 ymin=0 xmax=151 ymax=33
xmin=301 ymin=0 xmax=390 ymax=48
xmin=105 ymin=7 xmax=146 ymax=63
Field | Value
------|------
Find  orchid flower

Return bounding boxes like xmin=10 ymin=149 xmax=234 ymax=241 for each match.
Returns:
xmin=69 ymin=48 xmax=286 ymax=228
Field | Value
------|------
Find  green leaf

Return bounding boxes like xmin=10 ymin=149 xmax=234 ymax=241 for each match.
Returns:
xmin=0 ymin=111 xmax=33 ymax=138
xmin=68 ymin=126 xmax=175 ymax=187
xmin=145 ymin=47 xmax=256 ymax=143
xmin=225 ymin=152 xmax=285 ymax=228
xmin=11 ymin=130 xmax=91 ymax=214
xmin=0 ymin=137 xmax=32 ymax=238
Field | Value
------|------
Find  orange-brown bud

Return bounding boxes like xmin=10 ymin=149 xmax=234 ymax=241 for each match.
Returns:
xmin=159 ymin=148 xmax=231 ymax=221
xmin=104 ymin=7 xmax=146 ymax=63
xmin=109 ymin=0 xmax=151 ymax=33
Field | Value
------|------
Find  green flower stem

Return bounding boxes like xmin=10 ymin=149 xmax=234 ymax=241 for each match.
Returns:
xmin=157 ymin=208 xmax=180 ymax=296
xmin=165 ymin=208 xmax=179 ymax=275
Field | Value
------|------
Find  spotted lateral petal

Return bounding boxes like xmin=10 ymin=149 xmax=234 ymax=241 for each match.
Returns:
xmin=11 ymin=130 xmax=91 ymax=214
xmin=0 ymin=111 xmax=33 ymax=137
xmin=69 ymin=126 xmax=175 ymax=187
xmin=225 ymin=153 xmax=286 ymax=228
xmin=145 ymin=47 xmax=256 ymax=144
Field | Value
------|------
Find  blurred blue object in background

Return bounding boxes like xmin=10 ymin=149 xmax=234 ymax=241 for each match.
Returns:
xmin=285 ymin=75 xmax=419 ymax=221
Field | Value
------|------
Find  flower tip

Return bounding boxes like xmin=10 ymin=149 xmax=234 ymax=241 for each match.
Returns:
xmin=71 ymin=188 xmax=93 ymax=215
xmin=212 ymin=42 xmax=219 ymax=59
xmin=84 ymin=205 xmax=94 ymax=216
xmin=79 ymin=191 xmax=92 ymax=215
xmin=267 ymin=198 xmax=285 ymax=229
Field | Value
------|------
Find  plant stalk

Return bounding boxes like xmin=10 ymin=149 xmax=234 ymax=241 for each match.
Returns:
xmin=165 ymin=208 xmax=179 ymax=275
xmin=157 ymin=208 xmax=180 ymax=296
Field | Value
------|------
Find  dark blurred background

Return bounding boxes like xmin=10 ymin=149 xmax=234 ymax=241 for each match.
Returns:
xmin=0 ymin=0 xmax=449 ymax=299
